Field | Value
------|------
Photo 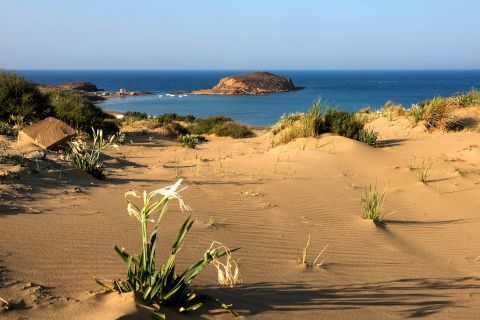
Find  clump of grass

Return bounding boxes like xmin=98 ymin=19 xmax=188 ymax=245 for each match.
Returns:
xmin=453 ymin=167 xmax=467 ymax=177
xmin=358 ymin=127 xmax=378 ymax=146
xmin=458 ymin=89 xmax=480 ymax=107
xmin=67 ymin=128 xmax=119 ymax=179
xmin=96 ymin=180 xmax=240 ymax=318
xmin=380 ymin=101 xmax=406 ymax=121
xmin=361 ymin=183 xmax=389 ymax=222
xmin=298 ymin=235 xmax=329 ymax=268
xmin=407 ymin=97 xmax=462 ymax=131
xmin=355 ymin=107 xmax=379 ymax=124
xmin=407 ymin=104 xmax=424 ymax=127
xmin=417 ymin=167 xmax=429 ymax=184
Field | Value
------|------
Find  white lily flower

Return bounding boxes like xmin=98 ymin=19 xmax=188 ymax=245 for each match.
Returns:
xmin=152 ymin=179 xmax=191 ymax=212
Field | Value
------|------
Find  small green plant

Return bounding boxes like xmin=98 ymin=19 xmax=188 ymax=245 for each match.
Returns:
xmin=67 ymin=128 xmax=119 ymax=179
xmin=0 ymin=122 xmax=16 ymax=136
xmin=359 ymin=128 xmax=379 ymax=146
xmin=181 ymin=134 xmax=202 ymax=149
xmin=298 ymin=235 xmax=329 ymax=267
xmin=453 ymin=167 xmax=467 ymax=177
xmin=96 ymin=179 xmax=240 ymax=318
xmin=417 ymin=168 xmax=429 ymax=184
xmin=361 ymin=183 xmax=389 ymax=222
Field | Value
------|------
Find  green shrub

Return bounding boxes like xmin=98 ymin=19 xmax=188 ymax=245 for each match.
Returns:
xmin=100 ymin=119 xmax=121 ymax=135
xmin=44 ymin=89 xmax=108 ymax=131
xmin=97 ymin=180 xmax=240 ymax=318
xmin=0 ymin=122 xmax=16 ymax=136
xmin=192 ymin=116 xmax=233 ymax=135
xmin=0 ymin=70 xmax=50 ymax=123
xmin=123 ymin=111 xmax=148 ymax=124
xmin=359 ymin=128 xmax=379 ymax=146
xmin=180 ymin=134 xmax=203 ymax=149
xmin=157 ymin=113 xmax=196 ymax=125
xmin=327 ymin=111 xmax=364 ymax=139
xmin=124 ymin=111 xmax=148 ymax=119
xmin=168 ymin=122 xmax=190 ymax=136
xmin=212 ymin=122 xmax=253 ymax=139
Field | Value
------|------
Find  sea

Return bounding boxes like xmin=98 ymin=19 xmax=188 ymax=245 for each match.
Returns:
xmin=16 ymin=70 xmax=480 ymax=126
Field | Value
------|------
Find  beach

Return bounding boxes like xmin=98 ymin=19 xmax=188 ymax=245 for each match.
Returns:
xmin=1 ymin=113 xmax=480 ymax=319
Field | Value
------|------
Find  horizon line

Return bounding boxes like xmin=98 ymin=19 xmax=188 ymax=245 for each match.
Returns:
xmin=7 ymin=68 xmax=480 ymax=72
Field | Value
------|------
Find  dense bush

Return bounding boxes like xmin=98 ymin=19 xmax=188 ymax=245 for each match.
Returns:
xmin=124 ymin=111 xmax=148 ymax=120
xmin=191 ymin=116 xmax=233 ymax=135
xmin=167 ymin=122 xmax=190 ymax=136
xmin=44 ymin=89 xmax=108 ymax=131
xmin=0 ymin=70 xmax=50 ymax=123
xmin=212 ymin=121 xmax=254 ymax=138
xmin=191 ymin=116 xmax=253 ymax=139
xmin=157 ymin=113 xmax=196 ymax=125
xmin=100 ymin=119 xmax=121 ymax=135
xmin=0 ymin=71 xmax=111 ymax=131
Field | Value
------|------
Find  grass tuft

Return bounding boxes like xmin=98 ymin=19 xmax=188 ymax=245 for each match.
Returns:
xmin=298 ymin=235 xmax=329 ymax=268
xmin=361 ymin=183 xmax=389 ymax=222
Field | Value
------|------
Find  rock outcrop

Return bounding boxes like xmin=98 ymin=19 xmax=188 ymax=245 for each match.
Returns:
xmin=189 ymin=71 xmax=301 ymax=95
xmin=58 ymin=82 xmax=99 ymax=92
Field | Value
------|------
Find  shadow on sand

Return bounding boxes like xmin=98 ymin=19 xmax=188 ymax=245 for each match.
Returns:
xmin=116 ymin=277 xmax=480 ymax=319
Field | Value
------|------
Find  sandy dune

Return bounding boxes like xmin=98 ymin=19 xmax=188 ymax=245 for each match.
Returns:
xmin=1 ymin=118 xmax=480 ymax=319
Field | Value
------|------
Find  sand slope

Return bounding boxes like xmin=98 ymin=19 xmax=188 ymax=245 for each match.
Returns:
xmin=1 ymin=120 xmax=480 ymax=319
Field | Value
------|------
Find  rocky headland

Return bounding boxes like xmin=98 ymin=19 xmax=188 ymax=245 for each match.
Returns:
xmin=189 ymin=71 xmax=301 ymax=95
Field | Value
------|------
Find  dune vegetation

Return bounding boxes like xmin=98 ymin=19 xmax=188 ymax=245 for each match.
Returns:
xmin=270 ymin=99 xmax=378 ymax=147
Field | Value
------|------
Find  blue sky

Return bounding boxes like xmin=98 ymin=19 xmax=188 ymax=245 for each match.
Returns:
xmin=1 ymin=0 xmax=479 ymax=70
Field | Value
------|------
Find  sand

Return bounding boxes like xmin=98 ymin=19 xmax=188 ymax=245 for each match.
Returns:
xmin=1 ymin=116 xmax=480 ymax=319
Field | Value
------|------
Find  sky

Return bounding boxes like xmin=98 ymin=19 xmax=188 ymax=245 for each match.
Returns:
xmin=1 ymin=0 xmax=479 ymax=70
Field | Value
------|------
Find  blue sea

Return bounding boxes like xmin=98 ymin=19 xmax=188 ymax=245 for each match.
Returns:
xmin=16 ymin=70 xmax=480 ymax=126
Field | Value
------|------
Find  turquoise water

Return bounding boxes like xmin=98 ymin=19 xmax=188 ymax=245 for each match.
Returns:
xmin=17 ymin=70 xmax=480 ymax=126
